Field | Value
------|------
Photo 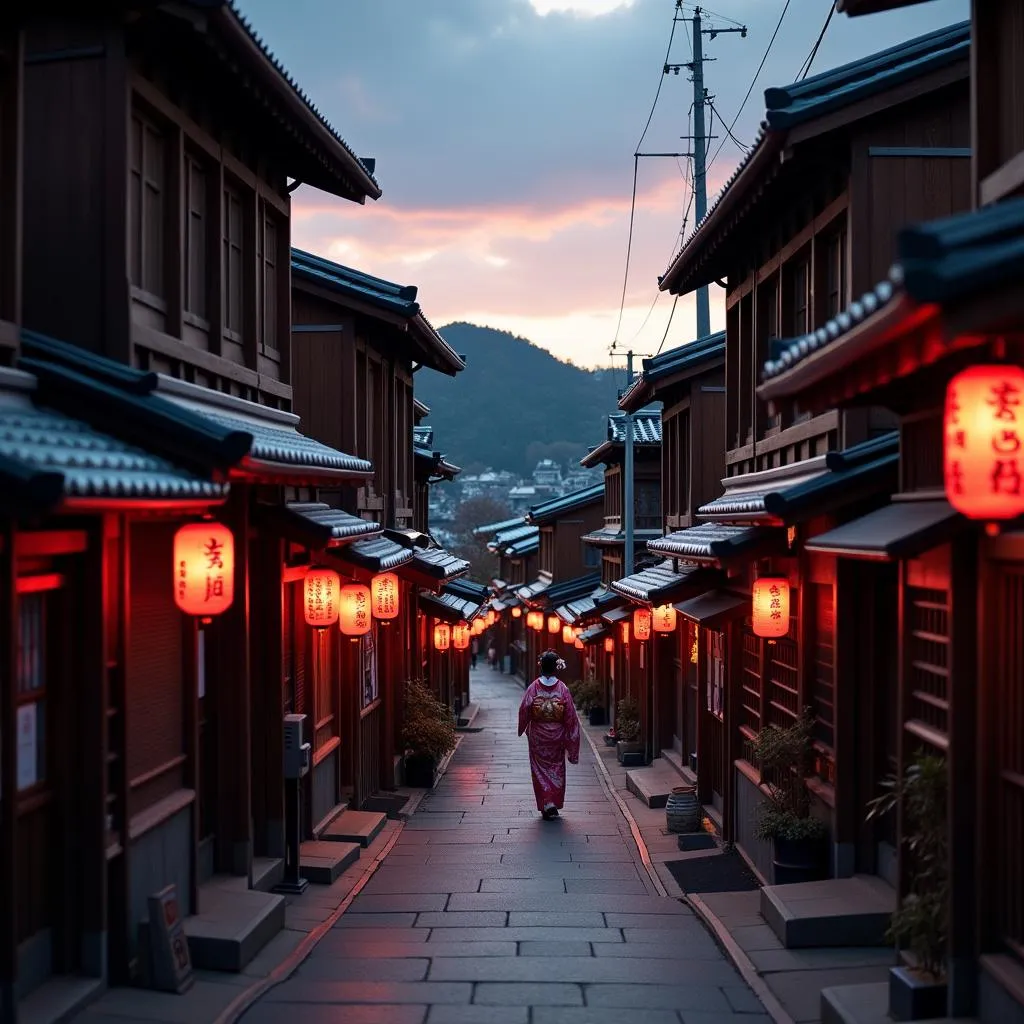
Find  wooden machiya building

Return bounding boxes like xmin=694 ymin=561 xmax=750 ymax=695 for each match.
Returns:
xmin=483 ymin=519 xmax=540 ymax=682
xmin=0 ymin=2 xmax=397 ymax=1019
xmin=517 ymin=485 xmax=604 ymax=682
xmin=607 ymin=332 xmax=728 ymax=768
xmin=654 ymin=24 xmax=972 ymax=867
xmin=756 ymin=2 xmax=1024 ymax=1018
xmin=287 ymin=249 xmax=469 ymax=803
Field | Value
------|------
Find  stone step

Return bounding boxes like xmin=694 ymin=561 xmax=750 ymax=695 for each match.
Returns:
xmin=183 ymin=876 xmax=285 ymax=972
xmin=251 ymin=856 xmax=284 ymax=893
xmin=625 ymin=758 xmax=691 ymax=809
xmin=320 ymin=808 xmax=387 ymax=848
xmin=300 ymin=840 xmax=360 ymax=884
xmin=362 ymin=791 xmax=414 ymax=819
xmin=821 ymin=981 xmax=977 ymax=1024
xmin=761 ymin=874 xmax=896 ymax=949
xmin=659 ymin=748 xmax=697 ymax=783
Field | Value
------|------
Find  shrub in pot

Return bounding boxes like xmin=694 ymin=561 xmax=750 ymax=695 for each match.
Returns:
xmin=752 ymin=710 xmax=828 ymax=884
xmin=866 ymin=752 xmax=948 ymax=1021
xmin=569 ymin=677 xmax=605 ymax=726
xmin=614 ymin=697 xmax=643 ymax=764
xmin=401 ymin=680 xmax=457 ymax=788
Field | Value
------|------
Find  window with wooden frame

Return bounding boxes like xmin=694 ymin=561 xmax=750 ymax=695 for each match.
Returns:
xmin=540 ymin=529 xmax=554 ymax=573
xmin=257 ymin=202 xmax=280 ymax=353
xmin=706 ymin=629 xmax=725 ymax=719
xmin=583 ymin=542 xmax=601 ymax=569
xmin=825 ymin=229 xmax=848 ymax=319
xmin=16 ymin=589 xmax=52 ymax=794
xmin=128 ymin=106 xmax=168 ymax=301
xmin=810 ymin=582 xmax=836 ymax=784
xmin=662 ymin=410 xmax=678 ymax=521
xmin=283 ymin=581 xmax=305 ymax=715
xmin=791 ymin=259 xmax=810 ymax=337
xmin=361 ymin=628 xmax=379 ymax=709
xmin=184 ymin=152 xmax=209 ymax=324
xmin=221 ymin=181 xmax=245 ymax=342
xmin=739 ymin=626 xmax=762 ymax=763
xmin=765 ymin=608 xmax=800 ymax=730
xmin=312 ymin=627 xmax=336 ymax=750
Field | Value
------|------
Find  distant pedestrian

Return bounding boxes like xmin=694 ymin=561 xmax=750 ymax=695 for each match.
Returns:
xmin=518 ymin=650 xmax=580 ymax=820
xmin=487 ymin=641 xmax=498 ymax=670
xmin=471 ymin=637 xmax=479 ymax=669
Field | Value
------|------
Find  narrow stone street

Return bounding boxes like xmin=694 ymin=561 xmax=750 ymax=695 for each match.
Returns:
xmin=240 ymin=669 xmax=770 ymax=1023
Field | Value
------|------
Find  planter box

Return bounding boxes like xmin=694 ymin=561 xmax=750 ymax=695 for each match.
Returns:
xmin=616 ymin=740 xmax=644 ymax=766
xmin=588 ymin=706 xmax=607 ymax=727
xmin=771 ymin=835 xmax=828 ymax=885
xmin=889 ymin=965 xmax=947 ymax=1021
xmin=404 ymin=754 xmax=437 ymax=789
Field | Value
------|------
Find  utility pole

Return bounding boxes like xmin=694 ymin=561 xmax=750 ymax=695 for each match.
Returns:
xmin=666 ymin=3 xmax=745 ymax=339
xmin=623 ymin=350 xmax=635 ymax=576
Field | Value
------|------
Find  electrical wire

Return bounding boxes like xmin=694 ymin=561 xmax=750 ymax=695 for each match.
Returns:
xmin=706 ymin=0 xmax=791 ymax=173
xmin=654 ymin=295 xmax=680 ymax=357
xmin=798 ymin=2 xmax=835 ymax=81
xmin=708 ymin=97 xmax=745 ymax=151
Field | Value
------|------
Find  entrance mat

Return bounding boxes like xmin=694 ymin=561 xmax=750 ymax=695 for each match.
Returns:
xmin=677 ymin=833 xmax=718 ymax=852
xmin=665 ymin=848 xmax=761 ymax=893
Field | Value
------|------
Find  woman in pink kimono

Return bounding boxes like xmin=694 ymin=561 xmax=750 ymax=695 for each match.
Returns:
xmin=518 ymin=650 xmax=581 ymax=820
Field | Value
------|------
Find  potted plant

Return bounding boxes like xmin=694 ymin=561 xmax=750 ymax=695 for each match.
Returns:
xmin=570 ymin=677 xmax=606 ymax=726
xmin=866 ymin=752 xmax=948 ymax=1021
xmin=401 ymin=680 xmax=457 ymax=788
xmin=752 ymin=710 xmax=828 ymax=884
xmin=614 ymin=697 xmax=644 ymax=766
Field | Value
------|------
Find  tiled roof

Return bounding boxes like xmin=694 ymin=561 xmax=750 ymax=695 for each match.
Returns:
xmin=611 ymin=560 xmax=715 ymax=606
xmin=648 ymin=523 xmax=772 ymax=564
xmin=264 ymin=502 xmax=381 ymax=550
xmin=414 ymin=425 xmax=434 ymax=448
xmin=660 ymin=20 xmax=969 ymax=296
xmin=620 ymin=332 xmax=726 ymax=411
xmin=565 ymin=592 xmax=600 ymax=622
xmin=518 ymin=577 xmax=551 ymax=602
xmin=444 ymin=577 xmax=491 ymax=604
xmin=543 ymin=573 xmax=602 ymax=609
xmin=581 ymin=526 xmax=663 ymax=547
xmin=490 ymin=523 xmax=540 ymax=552
xmin=578 ymin=624 xmax=608 ymax=646
xmin=0 ymin=369 xmax=227 ymax=507
xmin=506 ymin=534 xmax=540 ymax=558
xmin=420 ymin=590 xmax=482 ymax=624
xmin=581 ymin=411 xmax=661 ymax=467
xmin=414 ymin=397 xmax=431 ymax=417
xmin=338 ymin=535 xmax=414 ymax=573
xmin=409 ymin=546 xmax=470 ymax=581
xmin=697 ymin=457 xmax=830 ymax=521
xmin=527 ymin=483 xmax=604 ymax=525
xmin=475 ymin=515 xmax=526 ymax=538
xmin=291 ymin=249 xmax=464 ymax=375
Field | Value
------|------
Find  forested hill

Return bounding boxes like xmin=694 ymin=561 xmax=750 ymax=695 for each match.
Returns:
xmin=414 ymin=322 xmax=622 ymax=477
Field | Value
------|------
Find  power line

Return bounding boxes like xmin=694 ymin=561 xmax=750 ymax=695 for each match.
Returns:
xmin=636 ymin=10 xmax=679 ymax=151
xmin=707 ymin=97 xmax=745 ymax=151
xmin=654 ymin=295 xmax=680 ymax=357
xmin=706 ymin=0 xmax=791 ymax=173
xmin=798 ymin=2 xmax=835 ymax=81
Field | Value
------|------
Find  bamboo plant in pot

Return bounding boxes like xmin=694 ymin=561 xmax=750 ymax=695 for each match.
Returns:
xmin=614 ymin=696 xmax=643 ymax=766
xmin=401 ymin=680 xmax=457 ymax=788
xmin=866 ymin=752 xmax=948 ymax=1021
xmin=752 ymin=710 xmax=828 ymax=884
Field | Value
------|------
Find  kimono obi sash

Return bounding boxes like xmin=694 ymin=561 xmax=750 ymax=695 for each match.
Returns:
xmin=530 ymin=691 xmax=567 ymax=723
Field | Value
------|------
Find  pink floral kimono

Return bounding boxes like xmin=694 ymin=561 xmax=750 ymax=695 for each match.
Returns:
xmin=517 ymin=676 xmax=581 ymax=812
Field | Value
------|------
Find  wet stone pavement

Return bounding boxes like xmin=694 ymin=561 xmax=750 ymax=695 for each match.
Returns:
xmin=241 ymin=670 xmax=770 ymax=1024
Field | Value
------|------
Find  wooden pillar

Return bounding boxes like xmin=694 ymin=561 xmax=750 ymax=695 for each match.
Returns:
xmin=947 ymin=534 xmax=978 ymax=1015
xmin=695 ymin=624 xmax=711 ymax=805
xmin=833 ymin=560 xmax=858 ymax=878
xmin=724 ymin=620 xmax=743 ymax=844
xmin=0 ymin=522 xmax=18 ymax=1022
xmin=212 ymin=490 xmax=252 ymax=878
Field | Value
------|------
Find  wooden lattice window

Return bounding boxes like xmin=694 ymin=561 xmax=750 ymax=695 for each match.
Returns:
xmin=258 ymin=207 xmax=279 ymax=352
xmin=128 ymin=109 xmax=167 ymax=299
xmin=184 ymin=154 xmax=208 ymax=320
xmin=766 ymin=626 xmax=800 ymax=729
xmin=221 ymin=184 xmax=244 ymax=338
xmin=811 ymin=583 xmax=836 ymax=784
xmin=739 ymin=627 xmax=762 ymax=764
xmin=905 ymin=586 xmax=950 ymax=751
xmin=826 ymin=229 xmax=848 ymax=318
xmin=313 ymin=629 xmax=335 ymax=751
xmin=16 ymin=592 xmax=49 ymax=793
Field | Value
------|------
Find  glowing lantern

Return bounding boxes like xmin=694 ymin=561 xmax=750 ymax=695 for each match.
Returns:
xmin=487 ymin=609 xmax=498 ymax=626
xmin=370 ymin=573 xmax=400 ymax=621
xmin=562 ymin=624 xmax=574 ymax=643
xmin=304 ymin=567 xmax=340 ymax=628
xmin=604 ymin=637 xmax=615 ymax=653
xmin=653 ymin=604 xmax=677 ymax=633
xmin=690 ymin=628 xmax=699 ymax=665
xmin=473 ymin=617 xmax=486 ymax=635
xmin=944 ymin=364 xmax=1024 ymax=520
xmin=452 ymin=622 xmax=471 ymax=650
xmin=752 ymin=576 xmax=790 ymax=638
xmin=547 ymin=615 xmax=560 ymax=634
xmin=339 ymin=583 xmax=372 ymax=638
xmin=620 ymin=621 xmax=630 ymax=645
xmin=174 ymin=522 xmax=234 ymax=617
xmin=574 ymin=637 xmax=584 ymax=649
xmin=434 ymin=623 xmax=451 ymax=651
xmin=511 ymin=606 xmax=522 ymax=619
xmin=633 ymin=608 xmax=652 ymax=641
xmin=528 ymin=611 xmax=543 ymax=631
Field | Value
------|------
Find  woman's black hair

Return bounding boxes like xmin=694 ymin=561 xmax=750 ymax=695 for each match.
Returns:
xmin=539 ymin=650 xmax=559 ymax=675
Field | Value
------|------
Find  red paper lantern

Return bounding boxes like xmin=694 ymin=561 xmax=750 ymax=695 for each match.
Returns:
xmin=370 ymin=572 xmax=400 ymax=620
xmin=339 ymin=583 xmax=372 ymax=638
xmin=752 ymin=576 xmax=790 ymax=638
xmin=434 ymin=623 xmax=451 ymax=651
xmin=304 ymin=567 xmax=340 ymax=628
xmin=604 ymin=637 xmax=615 ymax=653
xmin=472 ymin=617 xmax=486 ymax=635
xmin=452 ymin=622 xmax=471 ymax=650
xmin=620 ymin=621 xmax=630 ymax=645
xmin=487 ymin=609 xmax=497 ymax=626
xmin=547 ymin=615 xmax=560 ymax=634
xmin=511 ymin=606 xmax=522 ymax=619
xmin=574 ymin=638 xmax=584 ymax=649
xmin=653 ymin=604 xmax=677 ymax=633
xmin=562 ymin=624 xmax=574 ymax=643
xmin=174 ymin=522 xmax=234 ymax=617
xmin=633 ymin=607 xmax=652 ymax=641
xmin=944 ymin=364 xmax=1024 ymax=520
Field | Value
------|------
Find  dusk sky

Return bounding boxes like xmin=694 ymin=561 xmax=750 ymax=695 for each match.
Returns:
xmin=240 ymin=0 xmax=968 ymax=368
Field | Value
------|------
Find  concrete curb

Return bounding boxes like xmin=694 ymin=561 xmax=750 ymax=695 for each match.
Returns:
xmin=213 ymin=822 xmax=404 ymax=1024
xmin=687 ymin=893 xmax=796 ymax=1024
xmin=399 ymin=734 xmax=464 ymax=819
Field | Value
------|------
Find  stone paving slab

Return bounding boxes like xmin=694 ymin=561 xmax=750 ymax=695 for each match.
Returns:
xmin=240 ymin=670 xmax=767 ymax=1024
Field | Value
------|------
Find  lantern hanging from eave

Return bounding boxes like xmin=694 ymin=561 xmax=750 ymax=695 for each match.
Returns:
xmin=547 ymin=615 xmax=560 ymax=634
xmin=370 ymin=572 xmax=400 ymax=621
xmin=473 ymin=617 xmax=486 ymax=635
xmin=434 ymin=622 xmax=451 ymax=651
xmin=339 ymin=583 xmax=372 ymax=638
xmin=304 ymin=567 xmax=340 ymax=628
xmin=487 ymin=609 xmax=498 ymax=626
xmin=752 ymin=576 xmax=790 ymax=639
xmin=511 ymin=606 xmax=522 ymax=619
xmin=604 ymin=637 xmax=615 ymax=654
xmin=633 ymin=607 xmax=652 ymax=642
xmin=452 ymin=621 xmax=470 ymax=650
xmin=944 ymin=364 xmax=1024 ymax=521
xmin=574 ymin=637 xmax=584 ymax=649
xmin=174 ymin=522 xmax=235 ymax=618
xmin=620 ymin=621 xmax=630 ymax=645
xmin=653 ymin=604 xmax=677 ymax=633
xmin=562 ymin=624 xmax=574 ymax=643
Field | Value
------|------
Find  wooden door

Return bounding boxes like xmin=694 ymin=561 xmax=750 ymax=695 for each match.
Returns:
xmin=354 ymin=628 xmax=382 ymax=807
xmin=703 ymin=628 xmax=727 ymax=811
xmin=197 ymin=626 xmax=217 ymax=883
